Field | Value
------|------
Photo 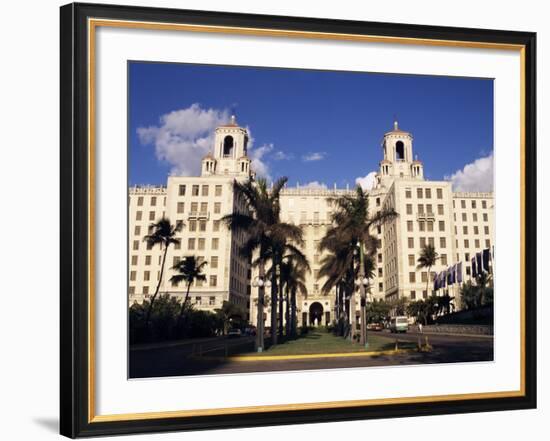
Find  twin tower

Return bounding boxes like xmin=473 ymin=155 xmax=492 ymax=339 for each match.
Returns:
xmin=201 ymin=116 xmax=424 ymax=187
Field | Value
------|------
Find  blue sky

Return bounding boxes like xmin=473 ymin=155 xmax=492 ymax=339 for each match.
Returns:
xmin=129 ymin=61 xmax=494 ymax=191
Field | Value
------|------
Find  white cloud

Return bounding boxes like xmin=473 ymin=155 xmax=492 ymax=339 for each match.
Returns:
xmin=355 ymin=171 xmax=377 ymax=190
xmin=302 ymin=152 xmax=327 ymax=162
xmin=272 ymin=151 xmax=293 ymax=161
xmin=445 ymin=152 xmax=494 ymax=192
xmin=137 ymin=104 xmax=272 ymax=179
xmin=300 ymin=181 xmax=328 ymax=190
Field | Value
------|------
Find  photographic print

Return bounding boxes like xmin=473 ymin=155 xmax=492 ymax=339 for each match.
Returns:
xmin=127 ymin=62 xmax=496 ymax=379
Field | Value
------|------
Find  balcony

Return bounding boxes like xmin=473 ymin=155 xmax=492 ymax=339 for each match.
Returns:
xmin=187 ymin=211 xmax=210 ymax=220
xmin=416 ymin=211 xmax=435 ymax=220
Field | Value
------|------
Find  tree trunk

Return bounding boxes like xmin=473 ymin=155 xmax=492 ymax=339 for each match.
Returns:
xmin=256 ymin=261 xmax=265 ymax=352
xmin=270 ymin=264 xmax=278 ymax=347
xmin=290 ymin=288 xmax=297 ymax=337
xmin=144 ymin=243 xmax=168 ymax=328
xmin=278 ymin=276 xmax=284 ymax=339
xmin=180 ymin=281 xmax=192 ymax=318
xmin=285 ymin=287 xmax=290 ymax=336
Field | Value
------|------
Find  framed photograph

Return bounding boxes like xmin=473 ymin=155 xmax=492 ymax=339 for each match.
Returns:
xmin=60 ymin=2 xmax=537 ymax=438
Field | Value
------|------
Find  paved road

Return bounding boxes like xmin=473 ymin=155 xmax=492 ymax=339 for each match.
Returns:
xmin=129 ymin=331 xmax=493 ymax=378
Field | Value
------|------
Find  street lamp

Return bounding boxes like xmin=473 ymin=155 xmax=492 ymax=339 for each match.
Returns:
xmin=252 ymin=275 xmax=271 ymax=352
xmin=354 ymin=241 xmax=370 ymax=348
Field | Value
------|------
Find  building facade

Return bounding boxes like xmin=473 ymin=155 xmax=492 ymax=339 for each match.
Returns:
xmin=128 ymin=118 xmax=494 ymax=327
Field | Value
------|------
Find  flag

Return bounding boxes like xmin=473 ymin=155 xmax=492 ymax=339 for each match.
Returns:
xmin=447 ymin=266 xmax=453 ymax=285
xmin=483 ymin=248 xmax=491 ymax=273
xmin=457 ymin=262 xmax=463 ymax=284
xmin=433 ymin=272 xmax=438 ymax=291
xmin=471 ymin=257 xmax=477 ymax=278
xmin=440 ymin=269 xmax=446 ymax=288
xmin=476 ymin=252 xmax=483 ymax=273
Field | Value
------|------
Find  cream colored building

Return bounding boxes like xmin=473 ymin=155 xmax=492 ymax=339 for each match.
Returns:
xmin=128 ymin=118 xmax=494 ymax=326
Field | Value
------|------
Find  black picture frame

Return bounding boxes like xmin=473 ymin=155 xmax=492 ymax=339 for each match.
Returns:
xmin=60 ymin=2 xmax=537 ymax=438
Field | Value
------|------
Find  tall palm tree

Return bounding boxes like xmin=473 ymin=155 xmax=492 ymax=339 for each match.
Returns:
xmin=142 ymin=217 xmax=182 ymax=328
xmin=222 ymin=177 xmax=303 ymax=350
xmin=417 ymin=244 xmax=439 ymax=298
xmin=320 ymin=186 xmax=398 ymax=344
xmin=169 ymin=256 xmax=208 ymax=318
xmin=278 ymin=254 xmax=309 ymax=337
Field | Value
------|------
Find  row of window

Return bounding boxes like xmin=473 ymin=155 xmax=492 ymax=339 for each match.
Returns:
xmin=456 ymin=225 xmax=491 ymax=235
xmin=176 ymin=201 xmax=222 ymax=214
xmin=135 ymin=210 xmax=164 ymax=222
xmin=408 ymin=271 xmax=437 ymax=283
xmin=178 ymin=184 xmax=223 ymax=197
xmin=135 ymin=195 xmax=165 ymax=207
xmin=459 ymin=238 xmax=491 ymax=249
xmin=455 ymin=212 xmax=490 ymax=222
xmin=454 ymin=199 xmax=489 ymax=209
xmin=405 ymin=187 xmax=444 ymax=199
xmin=405 ymin=203 xmax=445 ymax=216
xmin=407 ymin=220 xmax=446 ymax=232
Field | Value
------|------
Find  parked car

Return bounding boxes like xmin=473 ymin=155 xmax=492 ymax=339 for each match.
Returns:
xmin=389 ymin=316 xmax=409 ymax=333
xmin=227 ymin=328 xmax=242 ymax=338
xmin=367 ymin=322 xmax=383 ymax=331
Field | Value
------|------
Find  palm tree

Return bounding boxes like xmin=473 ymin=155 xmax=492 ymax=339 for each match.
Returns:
xmin=417 ymin=244 xmax=439 ymax=298
xmin=142 ymin=217 xmax=182 ymax=328
xmin=279 ymin=255 xmax=309 ymax=337
xmin=222 ymin=177 xmax=303 ymax=350
xmin=320 ymin=186 xmax=398 ymax=344
xmin=169 ymin=256 xmax=208 ymax=318
xmin=215 ymin=300 xmax=247 ymax=335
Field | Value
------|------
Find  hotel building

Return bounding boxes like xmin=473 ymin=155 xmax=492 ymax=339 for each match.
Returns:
xmin=128 ymin=118 xmax=494 ymax=328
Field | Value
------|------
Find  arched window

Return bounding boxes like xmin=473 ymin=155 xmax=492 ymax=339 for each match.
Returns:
xmin=396 ymin=141 xmax=405 ymax=160
xmin=223 ymin=136 xmax=234 ymax=157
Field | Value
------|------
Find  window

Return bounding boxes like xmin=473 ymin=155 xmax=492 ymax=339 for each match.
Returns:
xmin=484 ymin=226 xmax=490 ymax=234
xmin=421 ymin=272 xmax=428 ymax=283
xmin=408 ymin=237 xmax=414 ymax=248
xmin=417 ymin=188 xmax=423 ymax=199
xmin=134 ymin=225 xmax=141 ymax=236
xmin=132 ymin=240 xmax=139 ymax=251
xmin=173 ymin=256 xmax=180 ymax=267
xmin=209 ymin=296 xmax=216 ymax=305
xmin=178 ymin=185 xmax=186 ymax=196
xmin=148 ymin=211 xmax=155 ymax=221
xmin=150 ymin=196 xmax=156 ymax=206
xmin=408 ymin=254 xmax=415 ymax=266
xmin=200 ymin=202 xmax=208 ymax=213
xmin=223 ymin=135 xmax=234 ymax=156
xmin=131 ymin=255 xmax=138 ymax=266
xmin=376 ymin=197 xmax=380 ymax=207
xmin=409 ymin=272 xmax=416 ymax=283
xmin=143 ymin=271 xmax=150 ymax=281
xmin=473 ymin=213 xmax=478 ymax=222
xmin=174 ymin=240 xmax=181 ymax=251
xmin=195 ymin=296 xmax=202 ymax=305
xmin=215 ymin=185 xmax=222 ymax=196
xmin=440 ymin=237 xmax=446 ymax=248
xmin=211 ymin=238 xmax=219 ymax=250
xmin=143 ymin=286 xmax=149 ymax=295
xmin=198 ymin=238 xmax=205 ymax=250
xmin=201 ymin=185 xmax=209 ymax=196
xmin=463 ymin=226 xmax=468 ymax=234
xmin=466 ymin=267 xmax=471 ymax=276
xmin=419 ymin=221 xmax=425 ymax=232
xmin=405 ymin=188 xmax=412 ymax=198
xmin=472 ymin=200 xmax=477 ymax=209
xmin=418 ymin=204 xmax=425 ymax=214
xmin=146 ymin=241 xmax=153 ymax=250
xmin=464 ymin=239 xmax=470 ymax=248
xmin=420 ymin=237 xmax=426 ymax=247
xmin=441 ymin=254 xmax=447 ymax=265
xmin=136 ymin=211 xmax=142 ymax=221
xmin=211 ymin=256 xmax=218 ymax=268
xmin=379 ymin=283 xmax=383 ymax=292
xmin=210 ymin=275 xmax=217 ymax=287
xmin=188 ymin=238 xmax=195 ymax=250
xmin=422 ymin=290 xmax=428 ymax=299
xmin=439 ymin=220 xmax=445 ymax=232
xmin=475 ymin=239 xmax=480 ymax=248
xmin=137 ymin=196 xmax=143 ymax=206
xmin=428 ymin=237 xmax=434 ymax=247
xmin=177 ymin=202 xmax=184 ymax=213
xmin=427 ymin=221 xmax=434 ymax=232
xmin=437 ymin=188 xmax=443 ymax=199
xmin=425 ymin=188 xmax=432 ymax=198
xmin=129 ymin=286 xmax=135 ymax=295
xmin=461 ymin=200 xmax=466 ymax=209
xmin=482 ymin=200 xmax=487 ymax=209
xmin=465 ymin=252 xmax=470 ymax=261
xmin=190 ymin=185 xmax=199 ymax=196
xmin=378 ymin=253 xmax=383 ymax=263
xmin=189 ymin=220 xmax=197 ymax=231
xmin=199 ymin=220 xmax=207 ymax=232
xmin=407 ymin=220 xmax=413 ymax=232
xmin=485 ymin=239 xmax=491 ymax=247
xmin=378 ymin=268 xmax=383 ymax=277
xmin=410 ymin=291 xmax=416 ymax=300
xmin=483 ymin=213 xmax=488 ymax=222
xmin=145 ymin=255 xmax=151 ymax=265
xmin=406 ymin=204 xmax=413 ymax=215
xmin=213 ymin=220 xmax=220 ymax=231
xmin=214 ymin=202 xmax=221 ymax=214
xmin=437 ymin=204 xmax=444 ymax=215
xmin=474 ymin=226 xmax=479 ymax=235
xmin=191 ymin=202 xmax=198 ymax=212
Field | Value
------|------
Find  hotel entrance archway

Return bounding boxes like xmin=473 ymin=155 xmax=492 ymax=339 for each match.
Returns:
xmin=309 ymin=302 xmax=324 ymax=326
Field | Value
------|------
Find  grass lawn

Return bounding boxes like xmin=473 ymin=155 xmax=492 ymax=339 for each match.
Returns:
xmin=248 ymin=330 xmax=417 ymax=356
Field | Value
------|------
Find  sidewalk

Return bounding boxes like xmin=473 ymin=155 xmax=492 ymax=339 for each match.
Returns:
xmin=130 ymin=335 xmax=226 ymax=352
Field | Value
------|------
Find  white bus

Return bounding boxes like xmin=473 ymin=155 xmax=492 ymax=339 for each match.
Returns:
xmin=389 ymin=316 xmax=409 ymax=333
